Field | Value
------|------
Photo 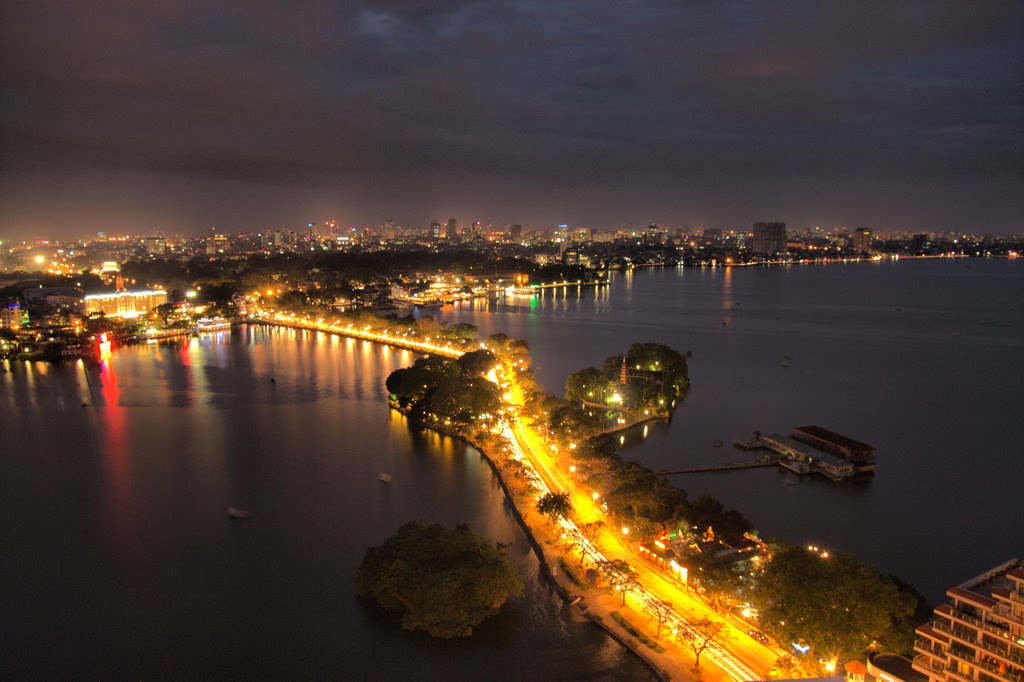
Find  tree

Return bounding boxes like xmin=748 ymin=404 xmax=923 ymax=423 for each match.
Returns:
xmin=774 ymin=654 xmax=800 ymax=679
xmin=356 ymin=521 xmax=523 ymax=639
xmin=648 ymin=598 xmax=675 ymax=638
xmin=577 ymin=521 xmax=605 ymax=567
xmin=456 ymin=349 xmax=496 ymax=377
xmin=690 ymin=555 xmax=741 ymax=612
xmin=441 ymin=322 xmax=478 ymax=344
xmin=684 ymin=617 xmax=730 ymax=673
xmin=536 ymin=491 xmax=572 ymax=524
xmin=751 ymin=546 xmax=918 ymax=661
xmin=565 ymin=366 xmax=607 ymax=403
xmin=597 ymin=559 xmax=640 ymax=606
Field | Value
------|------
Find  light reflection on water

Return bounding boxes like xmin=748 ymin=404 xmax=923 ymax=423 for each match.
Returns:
xmin=0 ymin=326 xmax=653 ymax=681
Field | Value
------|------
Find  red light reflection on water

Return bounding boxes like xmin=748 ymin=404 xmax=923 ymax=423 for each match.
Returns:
xmin=98 ymin=358 xmax=133 ymax=526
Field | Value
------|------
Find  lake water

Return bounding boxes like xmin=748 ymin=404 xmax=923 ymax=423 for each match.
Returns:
xmin=0 ymin=326 xmax=653 ymax=680
xmin=442 ymin=258 xmax=1024 ymax=602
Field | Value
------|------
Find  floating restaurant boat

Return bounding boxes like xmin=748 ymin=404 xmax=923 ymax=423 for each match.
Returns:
xmin=195 ymin=318 xmax=232 ymax=332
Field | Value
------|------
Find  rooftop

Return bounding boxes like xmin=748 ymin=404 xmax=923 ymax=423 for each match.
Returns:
xmin=765 ymin=434 xmax=853 ymax=469
xmin=83 ymin=289 xmax=166 ymax=300
xmin=952 ymin=558 xmax=1024 ymax=605
xmin=793 ymin=425 xmax=875 ymax=452
xmin=871 ymin=653 xmax=926 ymax=682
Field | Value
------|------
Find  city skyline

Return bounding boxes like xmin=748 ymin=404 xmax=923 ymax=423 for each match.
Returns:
xmin=2 ymin=1 xmax=1023 ymax=238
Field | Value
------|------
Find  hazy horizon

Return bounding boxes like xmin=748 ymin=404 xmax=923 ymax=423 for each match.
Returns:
xmin=2 ymin=2 xmax=1022 ymax=239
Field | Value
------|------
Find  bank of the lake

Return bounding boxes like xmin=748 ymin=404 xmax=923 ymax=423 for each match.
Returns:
xmin=0 ymin=327 xmax=655 ymax=680
xmin=441 ymin=258 xmax=1024 ymax=602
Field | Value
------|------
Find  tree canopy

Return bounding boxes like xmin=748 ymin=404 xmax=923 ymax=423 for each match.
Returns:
xmin=386 ymin=353 xmax=501 ymax=430
xmin=536 ymin=491 xmax=572 ymax=523
xmin=356 ymin=521 xmax=523 ymax=639
xmin=751 ymin=546 xmax=919 ymax=660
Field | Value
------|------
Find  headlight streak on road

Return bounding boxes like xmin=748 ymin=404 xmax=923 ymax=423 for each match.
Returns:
xmin=502 ymin=426 xmax=758 ymax=682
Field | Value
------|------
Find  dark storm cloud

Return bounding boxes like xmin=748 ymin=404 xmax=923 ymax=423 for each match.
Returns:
xmin=1 ymin=0 xmax=1021 ymax=235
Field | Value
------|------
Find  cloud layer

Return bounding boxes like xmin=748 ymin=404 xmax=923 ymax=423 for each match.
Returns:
xmin=2 ymin=0 xmax=1022 ymax=236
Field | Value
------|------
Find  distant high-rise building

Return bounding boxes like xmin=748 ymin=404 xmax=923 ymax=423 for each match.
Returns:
xmin=645 ymin=225 xmax=665 ymax=245
xmin=852 ymin=228 xmax=873 ymax=254
xmin=430 ymin=221 xmax=442 ymax=239
xmin=446 ymin=218 xmax=457 ymax=240
xmin=145 ymin=234 xmax=166 ymax=256
xmin=509 ymin=224 xmax=523 ymax=242
xmin=912 ymin=233 xmax=930 ymax=254
xmin=913 ymin=558 xmax=1024 ymax=682
xmin=751 ymin=221 xmax=787 ymax=255
xmin=702 ymin=228 xmax=722 ymax=246
xmin=470 ymin=221 xmax=483 ymax=240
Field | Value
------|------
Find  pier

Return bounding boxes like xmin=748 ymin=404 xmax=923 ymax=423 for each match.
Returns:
xmin=655 ymin=460 xmax=777 ymax=475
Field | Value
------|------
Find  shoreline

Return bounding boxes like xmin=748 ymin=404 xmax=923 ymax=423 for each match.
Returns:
xmin=389 ymin=402 xmax=674 ymax=681
xmin=246 ymin=320 xmax=708 ymax=680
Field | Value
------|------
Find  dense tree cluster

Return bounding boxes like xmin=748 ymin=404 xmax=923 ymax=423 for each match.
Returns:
xmin=751 ymin=546 xmax=927 ymax=659
xmin=356 ymin=522 xmax=523 ymax=638
xmin=565 ymin=343 xmax=689 ymax=409
xmin=386 ymin=350 xmax=501 ymax=431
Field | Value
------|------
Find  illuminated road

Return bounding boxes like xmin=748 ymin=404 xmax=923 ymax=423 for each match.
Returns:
xmin=503 ymin=380 xmax=775 ymax=682
xmin=256 ymin=313 xmax=778 ymax=681
xmin=255 ymin=313 xmax=466 ymax=359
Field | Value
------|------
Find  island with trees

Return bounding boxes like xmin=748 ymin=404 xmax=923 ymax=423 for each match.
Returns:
xmin=379 ymin=333 xmax=928 ymax=677
xmin=356 ymin=521 xmax=523 ymax=639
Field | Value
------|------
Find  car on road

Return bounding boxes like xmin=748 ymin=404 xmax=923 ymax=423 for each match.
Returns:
xmin=748 ymin=629 xmax=769 ymax=644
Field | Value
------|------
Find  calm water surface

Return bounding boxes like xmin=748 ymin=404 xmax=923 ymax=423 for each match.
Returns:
xmin=443 ymin=258 xmax=1024 ymax=602
xmin=0 ymin=326 xmax=653 ymax=680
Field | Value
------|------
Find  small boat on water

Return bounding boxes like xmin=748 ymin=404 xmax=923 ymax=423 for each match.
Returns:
xmin=378 ymin=473 xmax=393 ymax=483
xmin=226 ymin=506 xmax=251 ymax=519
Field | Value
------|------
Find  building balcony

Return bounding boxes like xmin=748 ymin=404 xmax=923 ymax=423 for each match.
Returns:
xmin=914 ymin=654 xmax=947 ymax=675
xmin=988 ymin=604 xmax=1024 ymax=628
xmin=947 ymin=607 xmax=1014 ymax=640
xmin=975 ymin=656 xmax=1024 ymax=682
xmin=978 ymin=639 xmax=1024 ymax=668
xmin=917 ymin=640 xmax=946 ymax=656
xmin=945 ymin=665 xmax=977 ymax=682
xmin=917 ymin=639 xmax=948 ymax=659
xmin=936 ymin=621 xmax=980 ymax=646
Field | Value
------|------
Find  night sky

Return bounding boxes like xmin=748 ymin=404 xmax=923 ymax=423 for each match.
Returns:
xmin=1 ymin=1 xmax=1022 ymax=238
